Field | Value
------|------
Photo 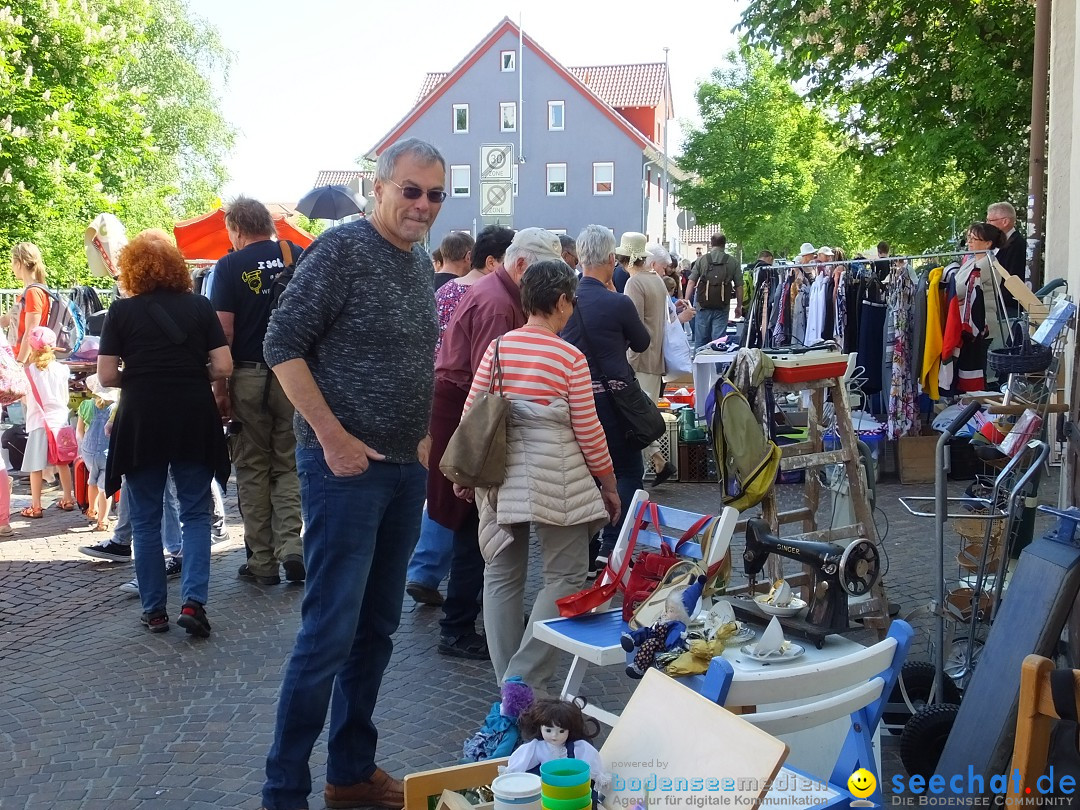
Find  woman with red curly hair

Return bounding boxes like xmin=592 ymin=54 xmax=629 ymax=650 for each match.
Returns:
xmin=97 ymin=230 xmax=233 ymax=637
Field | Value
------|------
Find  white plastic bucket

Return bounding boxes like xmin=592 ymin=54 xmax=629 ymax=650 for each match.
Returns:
xmin=492 ymin=772 xmax=543 ymax=810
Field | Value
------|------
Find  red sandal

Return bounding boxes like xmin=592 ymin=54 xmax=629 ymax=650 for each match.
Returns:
xmin=56 ymin=499 xmax=75 ymax=512
xmin=20 ymin=506 xmax=43 ymax=519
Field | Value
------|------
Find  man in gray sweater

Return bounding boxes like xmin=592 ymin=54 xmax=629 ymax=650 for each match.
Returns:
xmin=259 ymin=138 xmax=444 ymax=810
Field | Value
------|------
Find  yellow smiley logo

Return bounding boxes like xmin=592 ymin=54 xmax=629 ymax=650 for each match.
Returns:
xmin=848 ymin=768 xmax=877 ymax=799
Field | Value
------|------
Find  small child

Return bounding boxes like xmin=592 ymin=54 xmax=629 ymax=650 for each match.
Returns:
xmin=21 ymin=326 xmax=75 ymax=517
xmin=77 ymin=374 xmax=117 ymax=531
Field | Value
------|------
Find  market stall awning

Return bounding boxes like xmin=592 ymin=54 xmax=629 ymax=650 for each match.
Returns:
xmin=173 ymin=208 xmax=314 ymax=262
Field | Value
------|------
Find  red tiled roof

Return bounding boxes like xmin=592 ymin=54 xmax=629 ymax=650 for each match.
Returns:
xmin=415 ymin=64 xmax=669 ymax=111
xmin=569 ymin=64 xmax=667 ymax=109
xmin=416 ymin=73 xmax=448 ymax=105
xmin=313 ymin=169 xmax=374 ymax=188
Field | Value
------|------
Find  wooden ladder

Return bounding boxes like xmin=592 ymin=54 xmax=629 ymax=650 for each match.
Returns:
xmin=758 ymin=374 xmax=891 ymax=634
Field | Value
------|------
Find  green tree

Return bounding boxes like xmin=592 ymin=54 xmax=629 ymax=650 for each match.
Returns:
xmin=294 ymin=214 xmax=325 ymax=237
xmin=739 ymin=0 xmax=1034 ymax=219
xmin=676 ymin=47 xmax=866 ymax=258
xmin=0 ymin=0 xmax=233 ymax=287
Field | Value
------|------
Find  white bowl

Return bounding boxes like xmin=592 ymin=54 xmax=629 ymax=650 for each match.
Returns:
xmin=754 ymin=594 xmax=807 ymax=617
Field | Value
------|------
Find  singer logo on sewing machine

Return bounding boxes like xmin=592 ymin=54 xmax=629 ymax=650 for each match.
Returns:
xmin=778 ymin=544 xmax=803 ymax=556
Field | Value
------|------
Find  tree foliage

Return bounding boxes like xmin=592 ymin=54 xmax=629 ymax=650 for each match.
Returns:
xmin=739 ymin=0 xmax=1035 ymax=219
xmin=676 ymin=47 xmax=868 ymax=258
xmin=0 ymin=0 xmax=233 ymax=286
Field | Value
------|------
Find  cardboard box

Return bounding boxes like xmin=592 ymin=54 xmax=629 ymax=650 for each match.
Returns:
xmin=897 ymin=434 xmax=938 ymax=484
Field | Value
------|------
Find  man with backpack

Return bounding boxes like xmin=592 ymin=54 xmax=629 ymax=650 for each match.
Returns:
xmin=686 ymin=233 xmax=742 ymax=350
xmin=211 ymin=197 xmax=304 ymax=586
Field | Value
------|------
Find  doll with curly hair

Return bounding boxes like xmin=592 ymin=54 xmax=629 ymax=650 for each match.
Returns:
xmin=502 ymin=697 xmax=610 ymax=789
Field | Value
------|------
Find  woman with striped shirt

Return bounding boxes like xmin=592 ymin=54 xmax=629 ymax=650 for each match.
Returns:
xmin=459 ymin=260 xmax=619 ymax=689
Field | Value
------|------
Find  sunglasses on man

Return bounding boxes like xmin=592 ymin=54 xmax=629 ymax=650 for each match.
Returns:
xmin=388 ymin=179 xmax=447 ymax=203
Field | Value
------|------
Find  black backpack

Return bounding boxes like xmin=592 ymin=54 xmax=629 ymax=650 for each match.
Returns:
xmin=697 ymin=254 xmax=737 ymax=309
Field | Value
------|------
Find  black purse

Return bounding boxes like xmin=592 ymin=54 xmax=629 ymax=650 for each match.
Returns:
xmin=573 ymin=306 xmax=665 ymax=452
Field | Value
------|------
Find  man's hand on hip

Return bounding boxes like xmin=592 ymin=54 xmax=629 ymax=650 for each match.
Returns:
xmin=417 ymin=434 xmax=432 ymax=470
xmin=324 ymin=434 xmax=386 ymax=476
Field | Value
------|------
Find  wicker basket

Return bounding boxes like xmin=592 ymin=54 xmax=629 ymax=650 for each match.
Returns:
xmin=954 ymin=515 xmax=1004 ymax=544
xmin=944 ymin=587 xmax=994 ymax=622
xmin=987 ymin=341 xmax=1053 ymax=375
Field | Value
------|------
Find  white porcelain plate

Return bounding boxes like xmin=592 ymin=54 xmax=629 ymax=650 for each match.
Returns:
xmin=739 ymin=642 xmax=806 ymax=663
xmin=754 ymin=595 xmax=807 ymax=617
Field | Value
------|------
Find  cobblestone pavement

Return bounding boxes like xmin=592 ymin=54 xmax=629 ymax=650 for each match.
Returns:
xmin=0 ymin=460 xmax=1061 ymax=808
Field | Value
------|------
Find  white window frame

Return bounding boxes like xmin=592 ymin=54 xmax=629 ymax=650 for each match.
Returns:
xmin=501 ymin=50 xmax=516 ymax=72
xmin=452 ymin=104 xmax=469 ymax=134
xmin=450 ymin=164 xmax=471 ymax=198
xmin=546 ymin=163 xmax=567 ymax=196
xmin=548 ymin=100 xmax=565 ymax=131
xmin=500 ymin=102 xmax=517 ymax=133
xmin=593 ymin=162 xmax=614 ymax=195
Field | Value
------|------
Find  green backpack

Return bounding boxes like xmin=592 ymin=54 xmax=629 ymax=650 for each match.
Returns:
xmin=707 ymin=377 xmax=781 ymax=512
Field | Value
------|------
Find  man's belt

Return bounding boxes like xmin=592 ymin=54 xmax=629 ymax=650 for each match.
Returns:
xmin=234 ymin=361 xmax=270 ymax=371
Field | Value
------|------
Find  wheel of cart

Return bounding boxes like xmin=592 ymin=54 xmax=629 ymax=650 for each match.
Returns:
xmin=892 ymin=401 xmax=1048 ymax=776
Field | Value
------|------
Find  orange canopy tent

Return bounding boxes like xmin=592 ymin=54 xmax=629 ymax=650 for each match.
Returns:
xmin=173 ymin=208 xmax=315 ymax=261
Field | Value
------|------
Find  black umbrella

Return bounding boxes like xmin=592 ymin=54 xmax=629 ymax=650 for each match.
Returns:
xmin=295 ymin=184 xmax=365 ymax=220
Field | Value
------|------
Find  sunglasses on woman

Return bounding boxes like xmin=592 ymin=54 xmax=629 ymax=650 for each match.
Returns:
xmin=388 ymin=179 xmax=447 ymax=203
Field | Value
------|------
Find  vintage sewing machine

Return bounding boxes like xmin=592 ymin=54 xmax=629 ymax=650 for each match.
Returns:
xmin=743 ymin=518 xmax=881 ymax=632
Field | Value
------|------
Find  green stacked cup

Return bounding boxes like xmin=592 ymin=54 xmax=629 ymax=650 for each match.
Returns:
xmin=540 ymin=759 xmax=591 ymax=810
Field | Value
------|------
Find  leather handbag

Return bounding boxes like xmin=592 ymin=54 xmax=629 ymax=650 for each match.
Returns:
xmin=573 ymin=308 xmax=665 ymax=451
xmin=439 ymin=339 xmax=510 ymax=488
xmin=556 ymin=501 xmax=649 ymax=618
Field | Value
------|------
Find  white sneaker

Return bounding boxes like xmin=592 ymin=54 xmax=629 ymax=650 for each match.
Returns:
xmin=118 ymin=578 xmax=139 ymax=596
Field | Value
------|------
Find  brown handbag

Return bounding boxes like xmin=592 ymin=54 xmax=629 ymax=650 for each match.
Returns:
xmin=439 ymin=339 xmax=510 ymax=488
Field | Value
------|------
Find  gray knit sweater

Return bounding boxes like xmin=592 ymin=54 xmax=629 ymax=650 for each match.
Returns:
xmin=263 ymin=219 xmax=437 ymax=463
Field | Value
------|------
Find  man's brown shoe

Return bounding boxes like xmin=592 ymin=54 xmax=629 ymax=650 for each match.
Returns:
xmin=325 ymin=767 xmax=404 ymax=809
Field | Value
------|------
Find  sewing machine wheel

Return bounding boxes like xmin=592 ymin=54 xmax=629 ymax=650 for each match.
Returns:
xmin=838 ymin=539 xmax=880 ymax=596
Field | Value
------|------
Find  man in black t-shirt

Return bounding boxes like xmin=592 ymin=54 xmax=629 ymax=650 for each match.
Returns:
xmin=211 ymin=197 xmax=304 ymax=586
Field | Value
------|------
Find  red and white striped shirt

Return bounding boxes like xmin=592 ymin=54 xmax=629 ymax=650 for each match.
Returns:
xmin=466 ymin=326 xmax=614 ymax=478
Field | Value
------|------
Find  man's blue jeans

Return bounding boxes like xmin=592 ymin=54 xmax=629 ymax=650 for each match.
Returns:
xmin=125 ymin=462 xmax=213 ymax=615
xmin=694 ymin=307 xmax=730 ymax=350
xmin=263 ymin=447 xmax=425 ymax=810
xmin=405 ymin=508 xmax=453 ymax=588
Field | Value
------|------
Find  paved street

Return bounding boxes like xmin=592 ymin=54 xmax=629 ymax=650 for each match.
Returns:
xmin=0 ymin=458 xmax=1061 ymax=808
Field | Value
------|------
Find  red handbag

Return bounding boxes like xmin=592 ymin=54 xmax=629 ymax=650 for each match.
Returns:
xmin=621 ymin=502 xmax=713 ymax=621
xmin=556 ymin=501 xmax=651 ymax=618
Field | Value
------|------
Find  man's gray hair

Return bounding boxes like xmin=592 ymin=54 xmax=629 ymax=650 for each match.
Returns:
xmin=987 ymin=201 xmax=1016 ymax=222
xmin=376 ymin=138 xmax=446 ymax=182
xmin=576 ymin=225 xmax=616 ymax=267
xmin=645 ymin=243 xmax=670 ymax=269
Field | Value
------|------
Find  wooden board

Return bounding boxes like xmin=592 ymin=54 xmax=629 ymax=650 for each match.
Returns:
xmin=600 ymin=669 xmax=788 ymax=810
